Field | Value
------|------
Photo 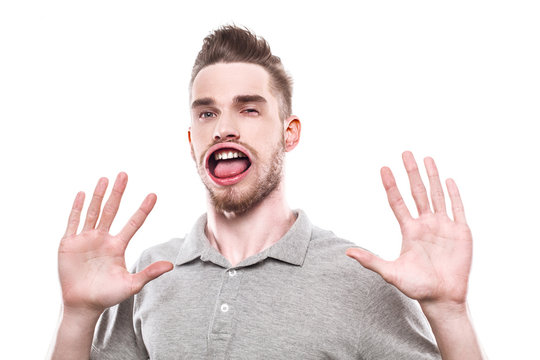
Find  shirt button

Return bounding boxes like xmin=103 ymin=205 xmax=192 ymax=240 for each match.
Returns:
xmin=220 ymin=303 xmax=229 ymax=313
xmin=228 ymin=269 xmax=237 ymax=277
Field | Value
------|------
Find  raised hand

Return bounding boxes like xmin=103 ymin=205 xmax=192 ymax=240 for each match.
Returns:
xmin=58 ymin=173 xmax=173 ymax=316
xmin=346 ymin=151 xmax=472 ymax=311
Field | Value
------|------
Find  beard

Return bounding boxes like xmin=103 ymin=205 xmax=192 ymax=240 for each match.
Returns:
xmin=195 ymin=137 xmax=286 ymax=215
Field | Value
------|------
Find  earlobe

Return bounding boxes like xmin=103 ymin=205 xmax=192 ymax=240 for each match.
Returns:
xmin=284 ymin=116 xmax=301 ymax=152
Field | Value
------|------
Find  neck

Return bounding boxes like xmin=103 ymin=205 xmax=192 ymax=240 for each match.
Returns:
xmin=205 ymin=183 xmax=295 ymax=267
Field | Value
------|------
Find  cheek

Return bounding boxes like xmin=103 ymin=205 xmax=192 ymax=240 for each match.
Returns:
xmin=189 ymin=143 xmax=196 ymax=161
xmin=256 ymin=136 xmax=285 ymax=161
xmin=189 ymin=125 xmax=207 ymax=147
xmin=189 ymin=134 xmax=207 ymax=163
xmin=247 ymin=120 xmax=283 ymax=142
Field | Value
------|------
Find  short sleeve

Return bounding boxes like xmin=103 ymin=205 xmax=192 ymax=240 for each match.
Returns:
xmin=356 ymin=275 xmax=442 ymax=359
xmin=90 ymin=294 xmax=148 ymax=360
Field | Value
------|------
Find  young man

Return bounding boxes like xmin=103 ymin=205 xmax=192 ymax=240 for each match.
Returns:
xmin=50 ymin=26 xmax=484 ymax=359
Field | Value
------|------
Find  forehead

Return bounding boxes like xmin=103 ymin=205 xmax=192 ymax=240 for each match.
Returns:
xmin=191 ymin=62 xmax=274 ymax=103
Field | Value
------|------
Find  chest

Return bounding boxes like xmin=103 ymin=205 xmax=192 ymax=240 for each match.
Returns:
xmin=134 ymin=263 xmax=361 ymax=359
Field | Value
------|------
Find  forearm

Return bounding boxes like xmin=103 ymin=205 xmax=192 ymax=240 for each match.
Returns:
xmin=421 ymin=302 xmax=486 ymax=360
xmin=48 ymin=306 xmax=101 ymax=360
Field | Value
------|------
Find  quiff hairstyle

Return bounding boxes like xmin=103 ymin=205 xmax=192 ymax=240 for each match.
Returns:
xmin=190 ymin=25 xmax=293 ymax=121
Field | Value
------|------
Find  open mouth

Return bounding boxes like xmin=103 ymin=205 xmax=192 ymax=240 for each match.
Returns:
xmin=207 ymin=147 xmax=252 ymax=185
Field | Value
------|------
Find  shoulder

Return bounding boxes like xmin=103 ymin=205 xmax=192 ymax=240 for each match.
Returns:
xmin=304 ymin=224 xmax=423 ymax=310
xmin=303 ymin=225 xmax=390 ymax=298
xmin=306 ymin=225 xmax=375 ymax=277
xmin=302 ymin=224 xmax=431 ymax=324
xmin=133 ymin=237 xmax=185 ymax=270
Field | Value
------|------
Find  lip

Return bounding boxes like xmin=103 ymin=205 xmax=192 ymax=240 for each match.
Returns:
xmin=205 ymin=142 xmax=253 ymax=186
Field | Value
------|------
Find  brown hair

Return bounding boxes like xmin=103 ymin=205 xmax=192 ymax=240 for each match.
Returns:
xmin=191 ymin=25 xmax=293 ymax=121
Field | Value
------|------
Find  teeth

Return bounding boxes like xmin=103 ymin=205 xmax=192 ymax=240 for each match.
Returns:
xmin=214 ymin=150 xmax=247 ymax=161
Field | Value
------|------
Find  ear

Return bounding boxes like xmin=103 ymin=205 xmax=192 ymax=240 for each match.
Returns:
xmin=283 ymin=115 xmax=301 ymax=152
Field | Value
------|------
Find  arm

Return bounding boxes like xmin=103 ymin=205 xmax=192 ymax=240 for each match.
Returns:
xmin=346 ymin=151 xmax=486 ymax=359
xmin=48 ymin=173 xmax=173 ymax=360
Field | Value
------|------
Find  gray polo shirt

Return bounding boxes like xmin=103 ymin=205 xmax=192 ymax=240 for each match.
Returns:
xmin=91 ymin=210 xmax=441 ymax=359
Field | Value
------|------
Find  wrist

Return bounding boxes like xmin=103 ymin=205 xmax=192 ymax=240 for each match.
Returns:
xmin=61 ymin=304 xmax=102 ymax=330
xmin=50 ymin=305 xmax=101 ymax=360
xmin=419 ymin=300 xmax=469 ymax=324
xmin=419 ymin=301 xmax=486 ymax=359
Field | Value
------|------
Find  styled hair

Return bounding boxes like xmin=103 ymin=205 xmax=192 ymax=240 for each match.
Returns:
xmin=191 ymin=25 xmax=293 ymax=121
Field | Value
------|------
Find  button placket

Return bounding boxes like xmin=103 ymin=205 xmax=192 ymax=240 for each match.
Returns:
xmin=210 ymin=268 xmax=242 ymax=336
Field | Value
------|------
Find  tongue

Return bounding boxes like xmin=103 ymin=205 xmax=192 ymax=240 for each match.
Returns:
xmin=214 ymin=158 xmax=250 ymax=178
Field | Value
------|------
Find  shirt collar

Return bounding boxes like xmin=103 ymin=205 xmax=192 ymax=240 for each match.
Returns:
xmin=266 ymin=210 xmax=312 ymax=266
xmin=174 ymin=210 xmax=313 ymax=268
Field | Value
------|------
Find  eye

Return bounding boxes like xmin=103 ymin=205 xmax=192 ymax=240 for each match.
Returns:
xmin=243 ymin=108 xmax=259 ymax=116
xmin=199 ymin=111 xmax=216 ymax=119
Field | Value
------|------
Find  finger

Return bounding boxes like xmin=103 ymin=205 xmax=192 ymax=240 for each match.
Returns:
xmin=64 ymin=191 xmax=85 ymax=237
xmin=346 ymin=248 xmax=396 ymax=284
xmin=82 ymin=177 xmax=109 ymax=231
xmin=97 ymin=172 xmax=128 ymax=232
xmin=446 ymin=178 xmax=467 ymax=223
xmin=424 ymin=157 xmax=447 ymax=214
xmin=381 ymin=166 xmax=412 ymax=226
xmin=402 ymin=151 xmax=431 ymax=215
xmin=117 ymin=193 xmax=157 ymax=243
xmin=130 ymin=261 xmax=174 ymax=295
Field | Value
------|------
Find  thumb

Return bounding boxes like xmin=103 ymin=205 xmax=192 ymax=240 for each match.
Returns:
xmin=130 ymin=261 xmax=174 ymax=294
xmin=346 ymin=248 xmax=394 ymax=283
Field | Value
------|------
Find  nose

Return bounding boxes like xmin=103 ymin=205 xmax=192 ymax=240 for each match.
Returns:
xmin=213 ymin=112 xmax=239 ymax=141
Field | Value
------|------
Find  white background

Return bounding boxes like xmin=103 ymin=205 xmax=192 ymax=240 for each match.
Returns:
xmin=1 ymin=1 xmax=539 ymax=358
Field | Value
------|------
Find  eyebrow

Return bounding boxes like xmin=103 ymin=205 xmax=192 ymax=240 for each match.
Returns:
xmin=191 ymin=97 xmax=215 ymax=109
xmin=233 ymin=94 xmax=267 ymax=105
xmin=191 ymin=94 xmax=267 ymax=109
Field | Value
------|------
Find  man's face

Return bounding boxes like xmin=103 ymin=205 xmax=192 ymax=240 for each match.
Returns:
xmin=189 ymin=62 xmax=287 ymax=214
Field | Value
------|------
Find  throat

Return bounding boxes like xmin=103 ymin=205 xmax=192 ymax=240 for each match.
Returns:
xmin=206 ymin=208 xmax=297 ymax=267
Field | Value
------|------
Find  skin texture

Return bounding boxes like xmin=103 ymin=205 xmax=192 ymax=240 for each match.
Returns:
xmin=49 ymin=62 xmax=484 ymax=359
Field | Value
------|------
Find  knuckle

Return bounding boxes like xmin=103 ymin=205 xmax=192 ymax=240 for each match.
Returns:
xmin=412 ymin=182 xmax=427 ymax=194
xmin=391 ymin=196 xmax=405 ymax=207
xmin=432 ymin=189 xmax=445 ymax=199
xmin=86 ymin=210 xmax=98 ymax=220
xmin=128 ymin=218 xmax=140 ymax=229
xmin=111 ymin=188 xmax=124 ymax=197
xmin=102 ymin=204 xmax=115 ymax=216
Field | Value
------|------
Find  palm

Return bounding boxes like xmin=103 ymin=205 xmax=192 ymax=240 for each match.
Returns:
xmin=348 ymin=152 xmax=472 ymax=306
xmin=59 ymin=173 xmax=173 ymax=313
xmin=390 ymin=214 xmax=472 ymax=303
xmin=60 ymin=231 xmax=132 ymax=310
